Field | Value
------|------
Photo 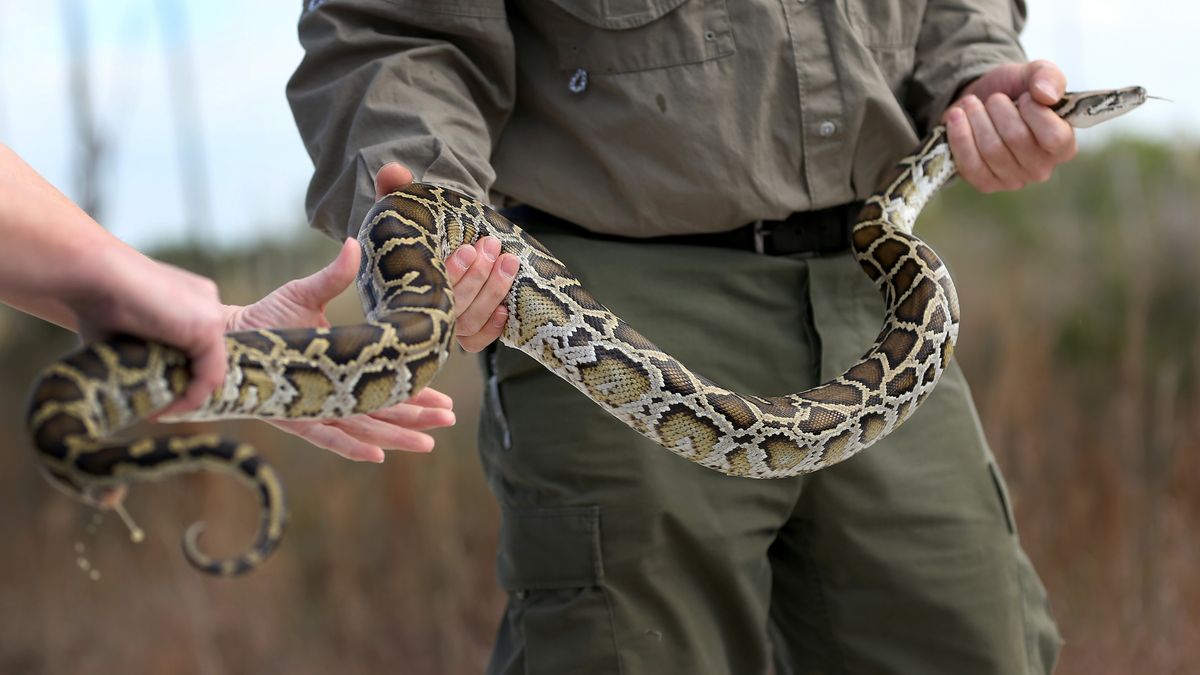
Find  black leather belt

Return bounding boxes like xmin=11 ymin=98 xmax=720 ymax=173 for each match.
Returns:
xmin=500 ymin=202 xmax=863 ymax=257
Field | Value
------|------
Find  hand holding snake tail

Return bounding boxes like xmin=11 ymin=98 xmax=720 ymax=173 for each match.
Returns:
xmin=25 ymin=86 xmax=1148 ymax=577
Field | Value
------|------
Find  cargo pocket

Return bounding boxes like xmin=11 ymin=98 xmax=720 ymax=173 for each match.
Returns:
xmin=527 ymin=0 xmax=735 ymax=75
xmin=496 ymin=505 xmax=619 ymax=674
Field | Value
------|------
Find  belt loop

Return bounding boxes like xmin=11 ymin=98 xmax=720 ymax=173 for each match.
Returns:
xmin=752 ymin=220 xmax=769 ymax=255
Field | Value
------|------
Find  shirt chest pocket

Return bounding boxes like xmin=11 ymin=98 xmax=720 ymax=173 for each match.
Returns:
xmin=527 ymin=0 xmax=735 ymax=75
xmin=842 ymin=0 xmax=927 ymax=49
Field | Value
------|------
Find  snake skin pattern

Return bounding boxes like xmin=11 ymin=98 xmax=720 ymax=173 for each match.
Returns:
xmin=26 ymin=87 xmax=1147 ymax=576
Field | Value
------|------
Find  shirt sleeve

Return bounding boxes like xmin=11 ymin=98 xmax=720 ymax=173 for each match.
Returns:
xmin=908 ymin=0 xmax=1028 ymax=134
xmin=286 ymin=0 xmax=515 ymax=240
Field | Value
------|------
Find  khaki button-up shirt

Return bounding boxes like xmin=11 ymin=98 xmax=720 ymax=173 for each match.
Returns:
xmin=288 ymin=0 xmax=1026 ymax=240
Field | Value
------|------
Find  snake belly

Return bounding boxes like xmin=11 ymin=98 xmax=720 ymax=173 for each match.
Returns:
xmin=25 ymin=87 xmax=1147 ymax=576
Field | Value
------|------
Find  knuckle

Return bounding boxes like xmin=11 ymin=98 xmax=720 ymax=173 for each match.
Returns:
xmin=985 ymin=92 xmax=1012 ymax=111
xmin=468 ymin=257 xmax=495 ymax=280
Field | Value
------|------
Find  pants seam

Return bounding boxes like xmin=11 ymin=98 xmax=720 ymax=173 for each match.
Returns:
xmin=798 ymin=525 xmax=850 ymax=674
xmin=601 ymin=583 xmax=626 ymax=675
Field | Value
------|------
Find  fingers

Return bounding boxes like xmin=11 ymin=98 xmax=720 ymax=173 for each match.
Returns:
xmin=374 ymin=162 xmax=413 ymax=199
xmin=1018 ymin=93 xmax=1077 ymax=164
xmin=458 ymin=306 xmax=510 ymax=353
xmin=329 ymin=415 xmax=439 ymax=452
xmin=168 ymin=331 xmax=228 ymax=416
xmin=947 ymin=96 xmax=1016 ymax=193
xmin=406 ymin=386 xmax=455 ymax=410
xmin=369 ymin=404 xmax=455 ymax=432
xmin=269 ymin=405 xmax=449 ymax=462
xmin=269 ymin=419 xmax=387 ymax=463
xmin=445 ymin=236 xmax=519 ymax=352
xmin=280 ymin=238 xmax=361 ymax=316
xmin=266 ymin=387 xmax=456 ymax=461
xmin=140 ymin=272 xmax=228 ymax=417
xmin=945 ymin=92 xmax=1075 ymax=194
xmin=446 ymin=236 xmax=499 ymax=307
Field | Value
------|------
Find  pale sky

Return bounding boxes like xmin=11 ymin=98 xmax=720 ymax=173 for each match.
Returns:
xmin=0 ymin=0 xmax=1194 ymax=251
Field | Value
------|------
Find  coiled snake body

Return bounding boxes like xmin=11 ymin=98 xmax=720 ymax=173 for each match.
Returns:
xmin=27 ymin=87 xmax=1147 ymax=576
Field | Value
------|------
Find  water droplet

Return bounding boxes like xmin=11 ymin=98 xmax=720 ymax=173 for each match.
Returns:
xmin=89 ymin=570 xmax=101 ymax=581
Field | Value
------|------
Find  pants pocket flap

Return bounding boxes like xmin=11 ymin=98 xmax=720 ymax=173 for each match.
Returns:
xmin=497 ymin=505 xmax=604 ymax=591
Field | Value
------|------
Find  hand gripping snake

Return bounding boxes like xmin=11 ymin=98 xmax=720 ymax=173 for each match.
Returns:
xmin=26 ymin=87 xmax=1148 ymax=576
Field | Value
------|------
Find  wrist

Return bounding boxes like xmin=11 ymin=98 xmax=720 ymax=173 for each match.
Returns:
xmin=59 ymin=235 xmax=149 ymax=325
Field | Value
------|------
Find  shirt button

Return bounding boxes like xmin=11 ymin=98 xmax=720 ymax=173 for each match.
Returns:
xmin=818 ymin=120 xmax=837 ymax=137
xmin=568 ymin=68 xmax=588 ymax=94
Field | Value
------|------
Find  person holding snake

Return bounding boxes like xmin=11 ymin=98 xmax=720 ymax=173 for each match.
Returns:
xmin=279 ymin=0 xmax=1099 ymax=672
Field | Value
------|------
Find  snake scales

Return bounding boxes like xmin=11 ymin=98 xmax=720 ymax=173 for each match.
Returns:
xmin=27 ymin=87 xmax=1147 ymax=576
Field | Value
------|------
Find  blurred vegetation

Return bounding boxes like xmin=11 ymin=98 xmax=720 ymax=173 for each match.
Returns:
xmin=1 ymin=136 xmax=1198 ymax=674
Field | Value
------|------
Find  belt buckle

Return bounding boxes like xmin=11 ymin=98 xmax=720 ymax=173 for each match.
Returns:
xmin=752 ymin=220 xmax=770 ymax=255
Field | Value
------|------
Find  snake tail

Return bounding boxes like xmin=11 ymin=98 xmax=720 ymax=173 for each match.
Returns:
xmin=27 ymin=334 xmax=286 ymax=577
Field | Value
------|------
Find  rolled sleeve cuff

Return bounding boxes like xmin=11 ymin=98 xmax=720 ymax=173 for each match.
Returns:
xmin=306 ymin=139 xmax=491 ymax=241
xmin=911 ymin=16 xmax=1027 ymax=132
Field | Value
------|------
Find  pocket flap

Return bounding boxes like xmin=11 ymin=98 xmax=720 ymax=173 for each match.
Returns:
xmin=497 ymin=505 xmax=604 ymax=590
xmin=545 ymin=0 xmax=689 ymax=30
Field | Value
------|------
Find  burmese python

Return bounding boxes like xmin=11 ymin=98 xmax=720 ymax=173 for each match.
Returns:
xmin=27 ymin=87 xmax=1148 ymax=576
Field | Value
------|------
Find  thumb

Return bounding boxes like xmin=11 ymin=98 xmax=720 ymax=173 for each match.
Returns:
xmin=961 ymin=60 xmax=1066 ymax=105
xmin=375 ymin=162 xmax=414 ymax=199
xmin=287 ymin=238 xmax=362 ymax=310
xmin=1023 ymin=60 xmax=1067 ymax=106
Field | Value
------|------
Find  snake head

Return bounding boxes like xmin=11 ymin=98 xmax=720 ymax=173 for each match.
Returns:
xmin=82 ymin=483 xmax=129 ymax=509
xmin=37 ymin=464 xmax=127 ymax=509
xmin=1052 ymin=86 xmax=1148 ymax=128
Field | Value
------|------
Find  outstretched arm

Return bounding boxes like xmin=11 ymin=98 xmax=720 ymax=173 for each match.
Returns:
xmin=0 ymin=143 xmax=452 ymax=459
xmin=0 ymin=142 xmax=228 ymax=416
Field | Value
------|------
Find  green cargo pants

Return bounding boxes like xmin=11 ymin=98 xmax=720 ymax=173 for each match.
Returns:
xmin=478 ymin=215 xmax=1062 ymax=674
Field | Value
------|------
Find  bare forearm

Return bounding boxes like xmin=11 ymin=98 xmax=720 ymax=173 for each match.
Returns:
xmin=0 ymin=290 xmax=76 ymax=329
xmin=0 ymin=142 xmax=136 ymax=329
xmin=0 ymin=142 xmax=234 ymax=413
